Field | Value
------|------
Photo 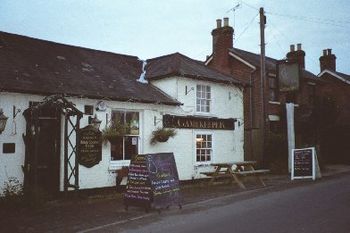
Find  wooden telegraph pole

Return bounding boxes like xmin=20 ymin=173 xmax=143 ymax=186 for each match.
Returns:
xmin=259 ymin=7 xmax=266 ymax=164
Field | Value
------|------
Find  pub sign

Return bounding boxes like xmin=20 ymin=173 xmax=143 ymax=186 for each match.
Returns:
xmin=163 ymin=114 xmax=236 ymax=130
xmin=78 ymin=125 xmax=102 ymax=168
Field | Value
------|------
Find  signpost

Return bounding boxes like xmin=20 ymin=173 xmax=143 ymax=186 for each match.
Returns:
xmin=78 ymin=125 xmax=102 ymax=168
xmin=291 ymin=147 xmax=316 ymax=180
xmin=124 ymin=153 xmax=182 ymax=212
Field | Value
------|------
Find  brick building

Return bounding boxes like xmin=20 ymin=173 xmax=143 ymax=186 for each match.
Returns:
xmin=205 ymin=18 xmax=322 ymax=165
xmin=317 ymin=49 xmax=350 ymax=163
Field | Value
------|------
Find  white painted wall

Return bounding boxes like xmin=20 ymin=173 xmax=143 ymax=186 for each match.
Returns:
xmin=0 ymin=76 xmax=244 ymax=193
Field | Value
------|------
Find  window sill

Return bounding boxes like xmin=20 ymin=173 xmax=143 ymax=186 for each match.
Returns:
xmin=109 ymin=160 xmax=131 ymax=170
xmin=194 ymin=162 xmax=212 ymax=167
xmin=268 ymin=101 xmax=281 ymax=105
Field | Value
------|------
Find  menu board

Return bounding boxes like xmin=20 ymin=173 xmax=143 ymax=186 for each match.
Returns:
xmin=124 ymin=154 xmax=152 ymax=208
xmin=292 ymin=147 xmax=315 ymax=180
xmin=124 ymin=153 xmax=182 ymax=211
xmin=78 ymin=125 xmax=102 ymax=168
xmin=147 ymin=153 xmax=182 ymax=209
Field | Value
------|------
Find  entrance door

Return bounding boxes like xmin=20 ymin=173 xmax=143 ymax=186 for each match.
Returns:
xmin=36 ymin=116 xmax=61 ymax=195
xmin=24 ymin=105 xmax=62 ymax=196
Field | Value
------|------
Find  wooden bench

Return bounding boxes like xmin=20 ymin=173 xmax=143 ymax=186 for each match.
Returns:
xmin=232 ymin=169 xmax=270 ymax=188
xmin=200 ymin=162 xmax=270 ymax=189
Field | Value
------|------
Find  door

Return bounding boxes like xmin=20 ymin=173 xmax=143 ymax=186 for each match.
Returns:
xmin=24 ymin=105 xmax=61 ymax=197
xmin=35 ymin=116 xmax=61 ymax=195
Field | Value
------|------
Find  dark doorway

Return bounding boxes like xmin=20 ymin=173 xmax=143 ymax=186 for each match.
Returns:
xmin=24 ymin=105 xmax=61 ymax=197
xmin=35 ymin=116 xmax=61 ymax=195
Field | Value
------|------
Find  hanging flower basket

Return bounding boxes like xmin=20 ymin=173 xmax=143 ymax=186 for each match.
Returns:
xmin=102 ymin=121 xmax=130 ymax=143
xmin=150 ymin=128 xmax=176 ymax=145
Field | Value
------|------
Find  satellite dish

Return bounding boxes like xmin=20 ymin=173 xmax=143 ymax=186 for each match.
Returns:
xmin=96 ymin=101 xmax=107 ymax=112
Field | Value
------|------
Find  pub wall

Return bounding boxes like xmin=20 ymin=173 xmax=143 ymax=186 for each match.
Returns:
xmin=0 ymin=76 xmax=243 ymax=193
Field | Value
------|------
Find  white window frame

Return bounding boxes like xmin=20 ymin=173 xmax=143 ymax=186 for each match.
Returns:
xmin=196 ymin=84 xmax=211 ymax=114
xmin=195 ymin=132 xmax=213 ymax=164
xmin=109 ymin=110 xmax=142 ymax=168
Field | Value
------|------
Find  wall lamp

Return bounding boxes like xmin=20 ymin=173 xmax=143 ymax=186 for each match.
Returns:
xmin=89 ymin=114 xmax=102 ymax=130
xmin=0 ymin=108 xmax=8 ymax=134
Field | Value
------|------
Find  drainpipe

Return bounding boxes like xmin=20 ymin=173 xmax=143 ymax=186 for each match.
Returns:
xmin=249 ymin=69 xmax=255 ymax=160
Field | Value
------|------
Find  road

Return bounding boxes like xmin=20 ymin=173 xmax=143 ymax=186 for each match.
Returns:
xmin=106 ymin=174 xmax=350 ymax=233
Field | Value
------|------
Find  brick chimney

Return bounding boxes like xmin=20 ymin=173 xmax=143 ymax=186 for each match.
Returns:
xmin=210 ymin=17 xmax=234 ymax=72
xmin=319 ymin=48 xmax=336 ymax=72
xmin=286 ymin=43 xmax=305 ymax=69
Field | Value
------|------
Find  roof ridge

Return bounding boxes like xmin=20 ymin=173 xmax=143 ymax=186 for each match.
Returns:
xmin=0 ymin=30 xmax=139 ymax=60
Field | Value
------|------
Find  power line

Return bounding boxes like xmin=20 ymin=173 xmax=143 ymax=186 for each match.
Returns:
xmin=266 ymin=11 xmax=350 ymax=28
xmin=236 ymin=13 xmax=259 ymax=42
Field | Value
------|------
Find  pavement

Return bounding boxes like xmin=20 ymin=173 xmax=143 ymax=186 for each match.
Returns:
xmin=0 ymin=164 xmax=349 ymax=233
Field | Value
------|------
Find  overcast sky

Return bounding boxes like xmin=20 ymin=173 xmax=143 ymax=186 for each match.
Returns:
xmin=1 ymin=0 xmax=349 ymax=74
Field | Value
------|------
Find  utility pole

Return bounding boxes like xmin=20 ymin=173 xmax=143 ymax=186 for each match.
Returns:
xmin=259 ymin=7 xmax=266 ymax=164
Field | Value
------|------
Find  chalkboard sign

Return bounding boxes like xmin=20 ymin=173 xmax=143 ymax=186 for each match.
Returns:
xmin=78 ymin=125 xmax=102 ymax=168
xmin=124 ymin=153 xmax=182 ymax=211
xmin=291 ymin=147 xmax=315 ymax=180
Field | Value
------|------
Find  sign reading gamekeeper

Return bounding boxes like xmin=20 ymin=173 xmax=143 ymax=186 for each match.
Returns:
xmin=163 ymin=114 xmax=236 ymax=130
xmin=78 ymin=125 xmax=102 ymax=168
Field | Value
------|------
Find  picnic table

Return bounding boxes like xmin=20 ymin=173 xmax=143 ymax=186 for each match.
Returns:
xmin=200 ymin=161 xmax=270 ymax=189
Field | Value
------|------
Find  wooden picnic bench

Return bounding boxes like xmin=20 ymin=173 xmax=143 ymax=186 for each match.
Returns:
xmin=200 ymin=161 xmax=270 ymax=189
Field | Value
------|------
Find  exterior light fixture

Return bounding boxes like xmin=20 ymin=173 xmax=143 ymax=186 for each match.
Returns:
xmin=0 ymin=109 xmax=8 ymax=134
xmin=90 ymin=114 xmax=102 ymax=130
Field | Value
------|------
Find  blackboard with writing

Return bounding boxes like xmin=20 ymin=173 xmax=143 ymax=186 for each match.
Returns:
xmin=78 ymin=125 xmax=102 ymax=168
xmin=292 ymin=148 xmax=315 ymax=180
xmin=124 ymin=154 xmax=152 ymax=209
xmin=124 ymin=153 xmax=182 ymax=211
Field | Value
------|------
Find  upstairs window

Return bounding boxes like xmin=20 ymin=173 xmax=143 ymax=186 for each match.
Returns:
xmin=110 ymin=111 xmax=139 ymax=161
xmin=196 ymin=85 xmax=211 ymax=113
xmin=269 ymin=77 xmax=278 ymax=102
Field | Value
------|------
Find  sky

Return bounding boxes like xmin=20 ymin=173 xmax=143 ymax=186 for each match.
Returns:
xmin=1 ymin=0 xmax=349 ymax=74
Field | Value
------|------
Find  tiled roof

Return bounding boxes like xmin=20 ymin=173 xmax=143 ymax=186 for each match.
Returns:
xmin=335 ymin=71 xmax=350 ymax=82
xmin=146 ymin=52 xmax=246 ymax=86
xmin=0 ymin=31 xmax=180 ymax=105
xmin=229 ymin=48 xmax=319 ymax=81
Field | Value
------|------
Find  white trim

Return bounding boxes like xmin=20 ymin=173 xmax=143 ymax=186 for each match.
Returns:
xmin=204 ymin=56 xmax=213 ymax=66
xmin=268 ymin=101 xmax=281 ymax=105
xmin=228 ymin=52 xmax=256 ymax=70
xmin=307 ymin=82 xmax=316 ymax=86
xmin=268 ymin=72 xmax=276 ymax=77
xmin=268 ymin=114 xmax=280 ymax=121
xmin=318 ymin=69 xmax=350 ymax=85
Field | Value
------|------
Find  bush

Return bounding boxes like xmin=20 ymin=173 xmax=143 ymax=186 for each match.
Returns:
xmin=0 ymin=177 xmax=24 ymax=208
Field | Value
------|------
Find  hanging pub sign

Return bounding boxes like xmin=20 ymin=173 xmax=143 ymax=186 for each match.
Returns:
xmin=78 ymin=125 xmax=102 ymax=168
xmin=124 ymin=153 xmax=182 ymax=212
xmin=277 ymin=60 xmax=300 ymax=92
xmin=163 ymin=114 xmax=236 ymax=130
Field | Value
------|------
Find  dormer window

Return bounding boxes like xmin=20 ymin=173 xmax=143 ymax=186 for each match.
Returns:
xmin=196 ymin=85 xmax=211 ymax=113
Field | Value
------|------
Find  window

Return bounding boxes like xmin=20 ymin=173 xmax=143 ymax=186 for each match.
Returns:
xmin=196 ymin=85 xmax=211 ymax=113
xmin=269 ymin=77 xmax=278 ymax=101
xmin=196 ymin=134 xmax=212 ymax=162
xmin=110 ymin=111 xmax=139 ymax=161
xmin=308 ymin=84 xmax=316 ymax=105
xmin=3 ymin=143 xmax=15 ymax=154
xmin=84 ymin=105 xmax=94 ymax=115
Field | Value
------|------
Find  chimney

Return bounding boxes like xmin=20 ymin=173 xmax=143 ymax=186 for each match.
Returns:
xmin=286 ymin=43 xmax=305 ymax=69
xmin=211 ymin=18 xmax=234 ymax=71
xmin=319 ymin=48 xmax=336 ymax=72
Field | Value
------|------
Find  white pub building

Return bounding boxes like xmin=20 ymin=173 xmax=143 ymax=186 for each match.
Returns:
xmin=0 ymin=31 xmax=245 ymax=195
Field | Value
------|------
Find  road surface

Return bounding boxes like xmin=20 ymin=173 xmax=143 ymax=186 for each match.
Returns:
xmin=108 ymin=174 xmax=350 ymax=233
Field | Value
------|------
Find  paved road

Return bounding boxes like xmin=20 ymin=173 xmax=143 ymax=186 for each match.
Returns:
xmin=111 ymin=174 xmax=350 ymax=233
